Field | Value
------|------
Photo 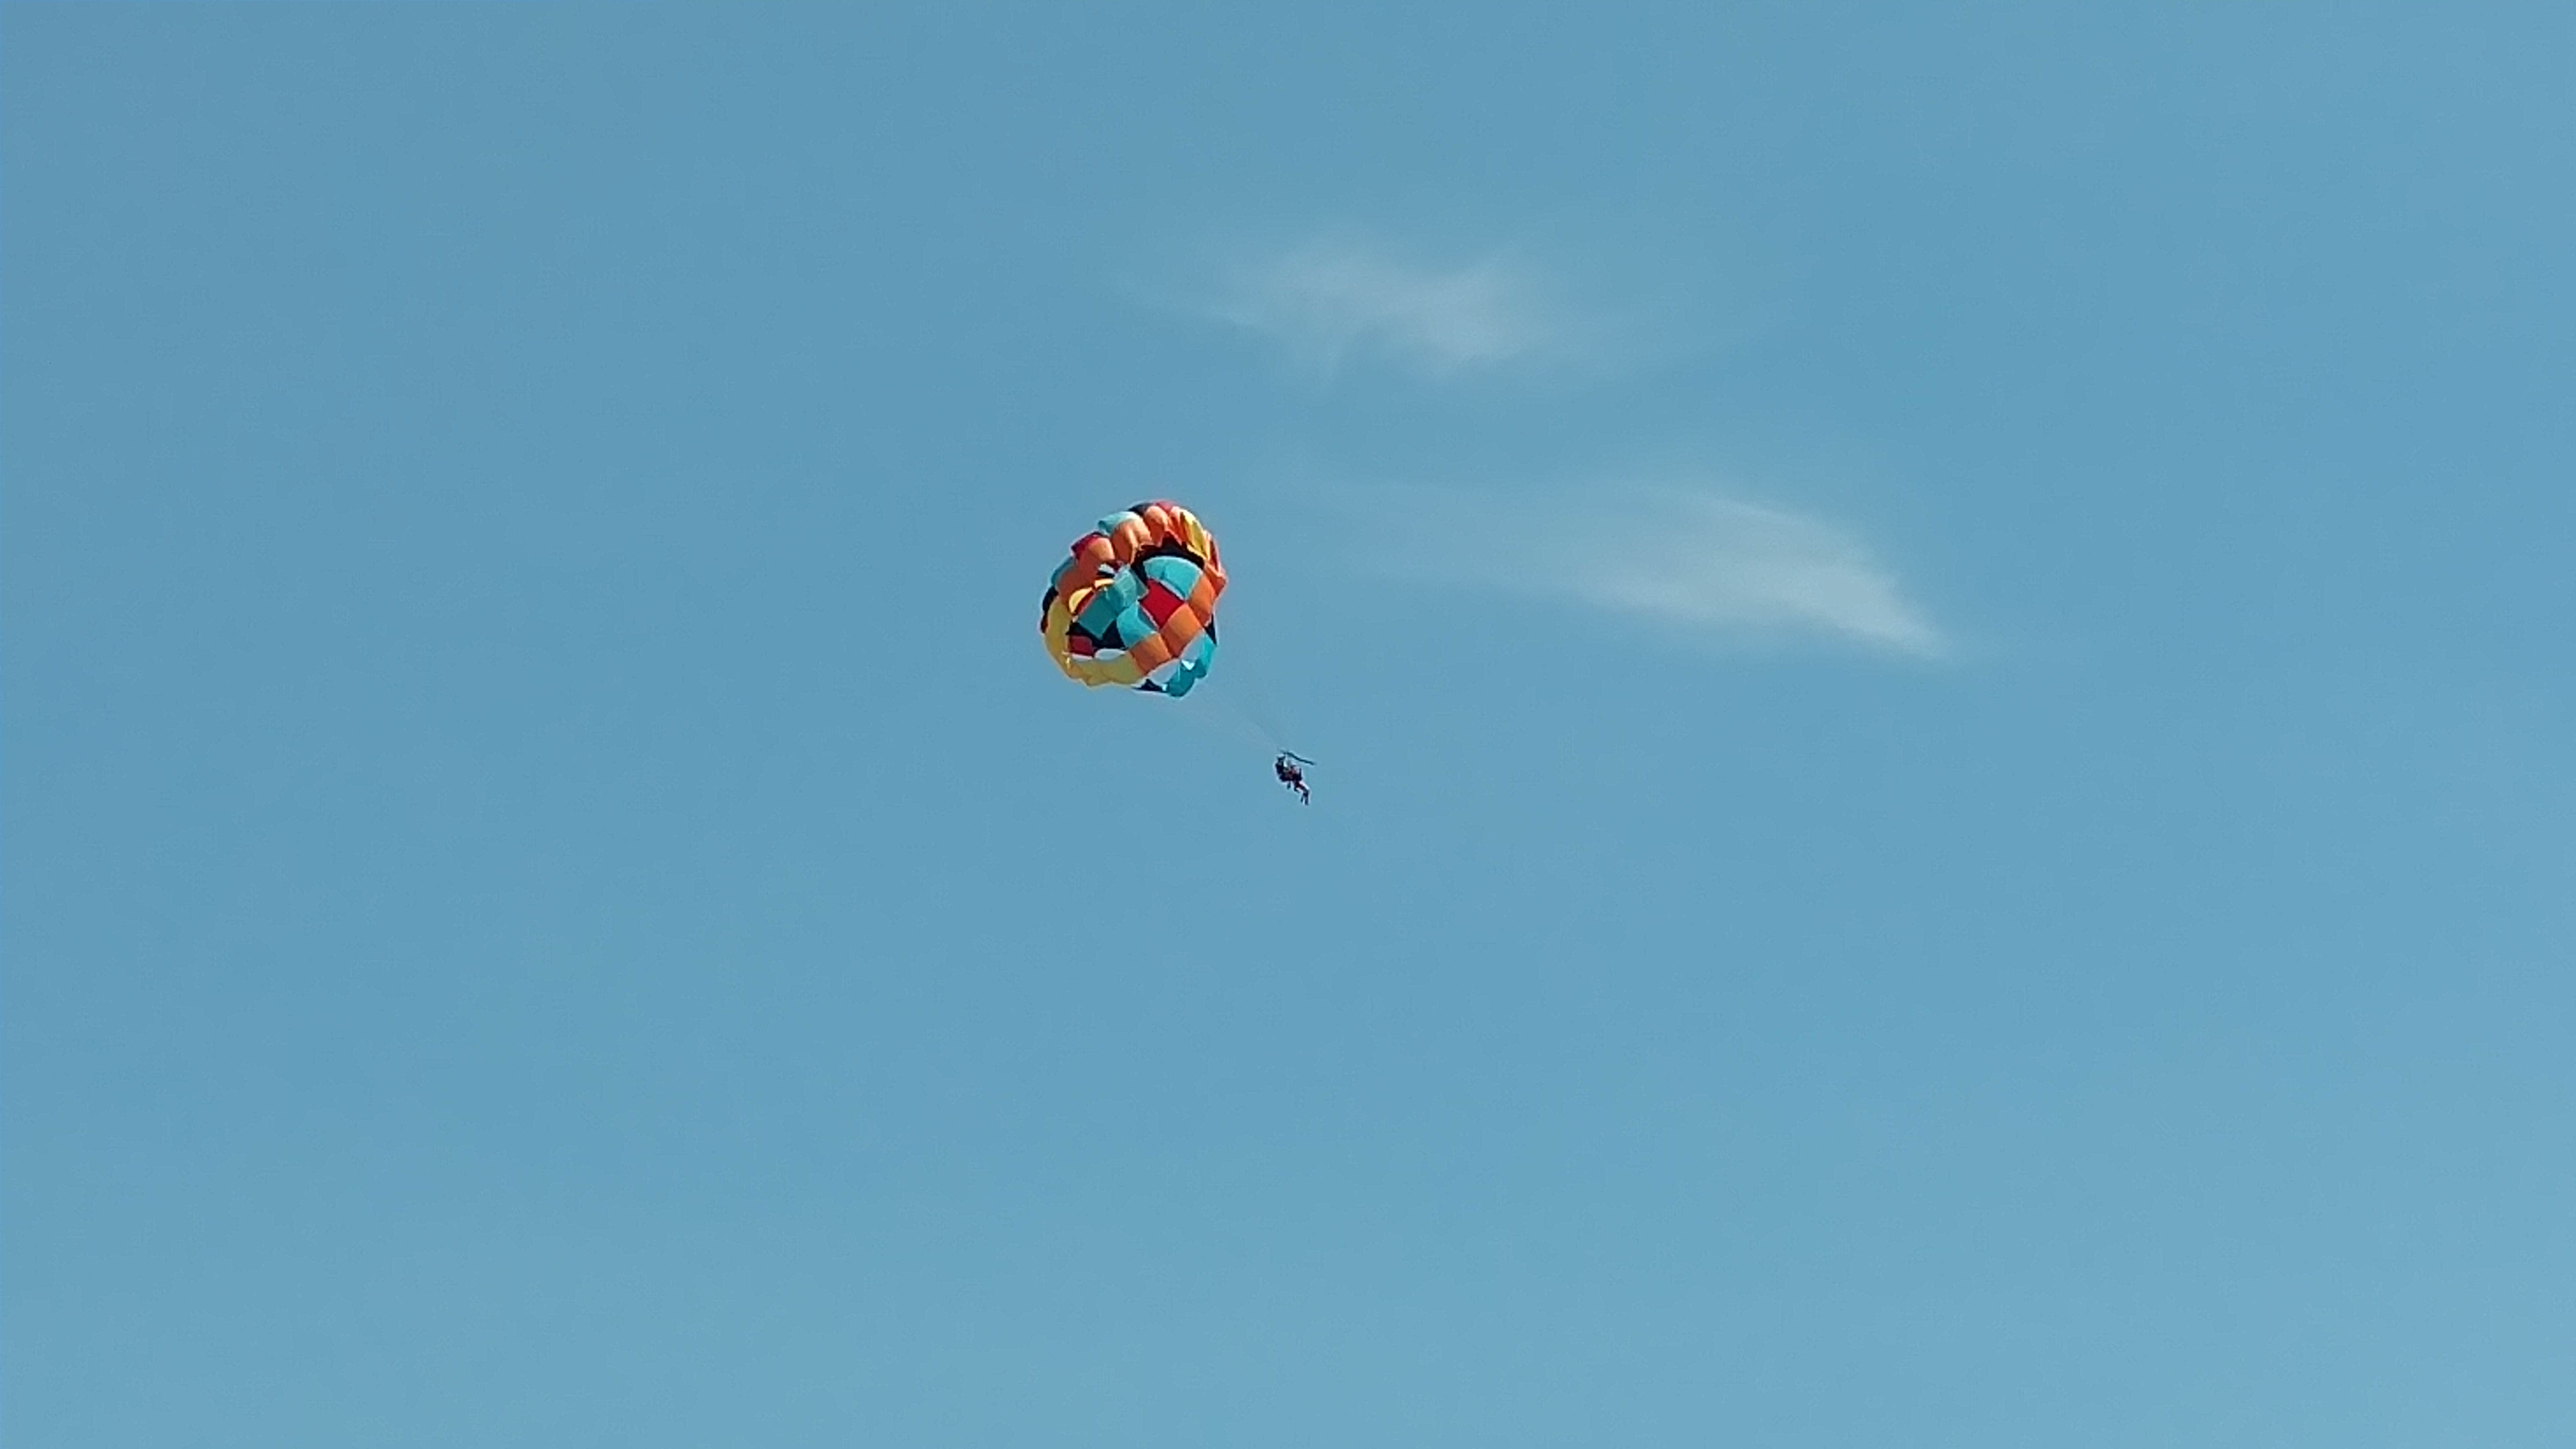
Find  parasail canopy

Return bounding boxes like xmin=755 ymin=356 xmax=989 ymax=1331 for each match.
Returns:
xmin=1038 ymin=501 xmax=1225 ymax=697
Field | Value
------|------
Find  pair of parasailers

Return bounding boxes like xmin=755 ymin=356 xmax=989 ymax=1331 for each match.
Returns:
xmin=1272 ymin=752 xmax=1313 ymax=804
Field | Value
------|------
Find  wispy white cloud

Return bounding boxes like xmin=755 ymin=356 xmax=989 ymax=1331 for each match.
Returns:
xmin=1368 ymin=485 xmax=1948 ymax=659
xmin=1199 ymin=235 xmax=1563 ymax=378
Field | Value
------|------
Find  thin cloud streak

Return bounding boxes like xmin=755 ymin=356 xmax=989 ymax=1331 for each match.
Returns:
xmin=1368 ymin=485 xmax=1948 ymax=659
xmin=1202 ymin=237 xmax=1558 ymax=378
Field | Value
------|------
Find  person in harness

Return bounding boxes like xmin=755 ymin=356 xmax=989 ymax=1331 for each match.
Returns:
xmin=1274 ymin=752 xmax=1312 ymax=804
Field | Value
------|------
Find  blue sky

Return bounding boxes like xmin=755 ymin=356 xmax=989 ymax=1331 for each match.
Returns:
xmin=6 ymin=6 xmax=2573 ymax=1445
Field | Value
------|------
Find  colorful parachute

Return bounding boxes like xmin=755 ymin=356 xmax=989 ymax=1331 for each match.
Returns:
xmin=1038 ymin=501 xmax=1225 ymax=696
